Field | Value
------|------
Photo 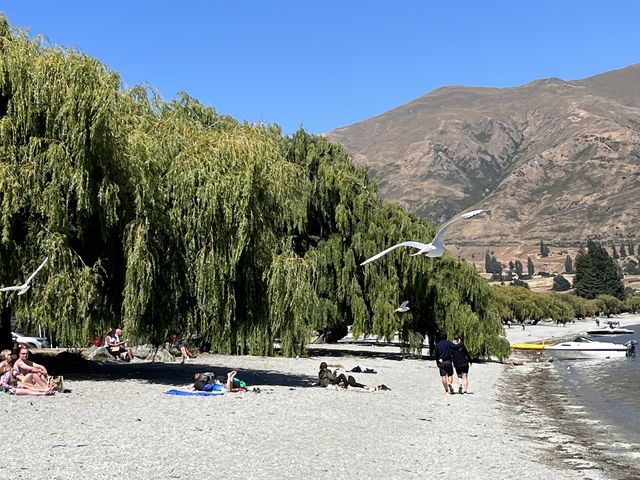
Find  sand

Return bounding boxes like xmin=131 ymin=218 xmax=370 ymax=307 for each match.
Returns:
xmin=5 ymin=315 xmax=638 ymax=479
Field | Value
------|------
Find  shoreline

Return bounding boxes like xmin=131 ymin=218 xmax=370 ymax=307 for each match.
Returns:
xmin=5 ymin=316 xmax=638 ymax=479
xmin=502 ymin=314 xmax=640 ymax=479
xmin=7 ymin=351 xmax=576 ymax=479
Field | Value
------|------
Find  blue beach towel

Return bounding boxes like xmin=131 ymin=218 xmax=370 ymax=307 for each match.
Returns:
xmin=164 ymin=389 xmax=224 ymax=396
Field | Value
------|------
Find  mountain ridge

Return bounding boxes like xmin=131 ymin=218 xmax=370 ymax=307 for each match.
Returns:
xmin=325 ymin=64 xmax=640 ymax=263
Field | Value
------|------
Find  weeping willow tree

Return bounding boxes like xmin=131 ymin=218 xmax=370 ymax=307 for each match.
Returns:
xmin=0 ymin=17 xmax=138 ymax=347
xmin=281 ymin=132 xmax=510 ymax=358
xmin=0 ymin=15 xmax=509 ymax=358
xmin=492 ymin=286 xmax=574 ymax=325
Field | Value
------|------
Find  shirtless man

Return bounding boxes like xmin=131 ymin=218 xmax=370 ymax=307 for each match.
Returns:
xmin=14 ymin=347 xmax=49 ymax=388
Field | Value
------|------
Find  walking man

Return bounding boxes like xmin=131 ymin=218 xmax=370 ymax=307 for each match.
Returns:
xmin=434 ymin=334 xmax=454 ymax=394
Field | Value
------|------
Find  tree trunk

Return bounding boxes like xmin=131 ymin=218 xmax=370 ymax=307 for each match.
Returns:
xmin=0 ymin=305 xmax=11 ymax=350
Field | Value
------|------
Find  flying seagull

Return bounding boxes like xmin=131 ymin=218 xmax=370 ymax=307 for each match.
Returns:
xmin=360 ymin=209 xmax=484 ymax=266
xmin=395 ymin=301 xmax=410 ymax=313
xmin=0 ymin=257 xmax=49 ymax=295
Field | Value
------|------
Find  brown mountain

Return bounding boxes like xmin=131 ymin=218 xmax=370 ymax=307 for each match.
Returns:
xmin=325 ymin=64 xmax=640 ymax=264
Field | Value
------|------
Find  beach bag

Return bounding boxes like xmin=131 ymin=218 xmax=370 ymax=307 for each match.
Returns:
xmin=232 ymin=378 xmax=247 ymax=389
xmin=48 ymin=375 xmax=64 ymax=393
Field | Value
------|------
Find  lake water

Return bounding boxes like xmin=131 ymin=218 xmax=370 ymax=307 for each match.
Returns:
xmin=503 ymin=322 xmax=640 ymax=478
xmin=554 ymin=323 xmax=640 ymax=444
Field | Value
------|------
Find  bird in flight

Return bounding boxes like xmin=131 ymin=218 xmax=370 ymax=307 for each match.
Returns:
xmin=395 ymin=301 xmax=410 ymax=313
xmin=360 ymin=210 xmax=484 ymax=266
xmin=0 ymin=257 xmax=49 ymax=295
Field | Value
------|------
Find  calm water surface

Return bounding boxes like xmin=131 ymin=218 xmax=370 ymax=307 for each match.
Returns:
xmin=553 ymin=322 xmax=640 ymax=443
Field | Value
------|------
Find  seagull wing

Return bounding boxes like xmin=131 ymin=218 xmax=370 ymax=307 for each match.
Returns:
xmin=361 ymin=241 xmax=430 ymax=266
xmin=16 ymin=285 xmax=31 ymax=296
xmin=431 ymin=210 xmax=483 ymax=247
xmin=400 ymin=301 xmax=409 ymax=309
xmin=23 ymin=257 xmax=48 ymax=286
xmin=0 ymin=285 xmax=24 ymax=292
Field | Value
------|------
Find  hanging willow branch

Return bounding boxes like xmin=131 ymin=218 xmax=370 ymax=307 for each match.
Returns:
xmin=0 ymin=15 xmax=510 ymax=358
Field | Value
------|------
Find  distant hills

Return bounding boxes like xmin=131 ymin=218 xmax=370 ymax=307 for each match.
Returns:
xmin=325 ymin=64 xmax=640 ymax=259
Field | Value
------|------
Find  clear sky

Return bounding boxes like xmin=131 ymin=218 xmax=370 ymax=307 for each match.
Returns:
xmin=2 ymin=1 xmax=639 ymax=135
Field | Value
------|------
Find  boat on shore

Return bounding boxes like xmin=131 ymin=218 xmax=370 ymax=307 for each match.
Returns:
xmin=510 ymin=343 xmax=546 ymax=350
xmin=585 ymin=320 xmax=635 ymax=336
xmin=545 ymin=335 xmax=636 ymax=360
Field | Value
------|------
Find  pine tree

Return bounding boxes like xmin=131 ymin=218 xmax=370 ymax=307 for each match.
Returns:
xmin=628 ymin=239 xmax=635 ymax=256
xmin=527 ymin=257 xmax=535 ymax=276
xmin=485 ymin=252 xmax=492 ymax=273
xmin=564 ymin=255 xmax=573 ymax=274
xmin=493 ymin=256 xmax=503 ymax=274
xmin=574 ymin=240 xmax=625 ymax=300
xmin=539 ymin=240 xmax=550 ymax=258
xmin=612 ymin=243 xmax=619 ymax=260
xmin=552 ymin=275 xmax=572 ymax=292
xmin=514 ymin=260 xmax=523 ymax=277
xmin=620 ymin=241 xmax=627 ymax=258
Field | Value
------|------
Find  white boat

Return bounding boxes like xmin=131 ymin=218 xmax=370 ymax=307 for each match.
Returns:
xmin=586 ymin=327 xmax=635 ymax=335
xmin=586 ymin=320 xmax=635 ymax=335
xmin=545 ymin=336 xmax=636 ymax=360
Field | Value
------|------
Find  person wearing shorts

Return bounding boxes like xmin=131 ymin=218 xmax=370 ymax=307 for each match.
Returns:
xmin=450 ymin=335 xmax=472 ymax=394
xmin=434 ymin=335 xmax=454 ymax=394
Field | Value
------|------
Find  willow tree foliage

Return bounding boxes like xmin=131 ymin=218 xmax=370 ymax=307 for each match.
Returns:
xmin=0 ymin=16 xmax=509 ymax=358
xmin=492 ymin=286 xmax=573 ymax=325
xmin=0 ymin=18 xmax=134 ymax=347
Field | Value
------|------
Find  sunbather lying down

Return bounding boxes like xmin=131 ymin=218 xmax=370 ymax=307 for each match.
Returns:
xmin=191 ymin=370 xmax=247 ymax=393
xmin=315 ymin=362 xmax=389 ymax=392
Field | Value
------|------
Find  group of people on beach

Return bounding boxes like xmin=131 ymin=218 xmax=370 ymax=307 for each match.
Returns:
xmin=101 ymin=328 xmax=196 ymax=363
xmin=0 ymin=346 xmax=58 ymax=396
xmin=435 ymin=334 xmax=472 ymax=394
xmin=3 ymin=329 xmax=469 ymax=397
xmin=103 ymin=327 xmax=136 ymax=362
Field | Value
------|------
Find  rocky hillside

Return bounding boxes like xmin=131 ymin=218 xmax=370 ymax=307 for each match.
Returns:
xmin=325 ymin=64 xmax=640 ymax=261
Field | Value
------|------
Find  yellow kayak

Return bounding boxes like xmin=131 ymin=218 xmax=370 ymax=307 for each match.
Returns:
xmin=511 ymin=343 xmax=546 ymax=350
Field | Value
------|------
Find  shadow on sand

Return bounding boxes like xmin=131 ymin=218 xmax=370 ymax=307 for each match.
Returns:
xmin=70 ymin=360 xmax=316 ymax=388
xmin=32 ymin=351 xmax=315 ymax=388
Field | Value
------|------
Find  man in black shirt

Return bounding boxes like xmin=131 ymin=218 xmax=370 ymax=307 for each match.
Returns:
xmin=434 ymin=335 xmax=454 ymax=394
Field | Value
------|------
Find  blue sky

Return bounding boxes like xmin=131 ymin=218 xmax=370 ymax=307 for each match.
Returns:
xmin=2 ymin=1 xmax=639 ymax=135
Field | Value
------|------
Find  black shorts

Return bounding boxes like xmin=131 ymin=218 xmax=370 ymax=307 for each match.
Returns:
xmin=437 ymin=360 xmax=453 ymax=377
xmin=454 ymin=364 xmax=469 ymax=375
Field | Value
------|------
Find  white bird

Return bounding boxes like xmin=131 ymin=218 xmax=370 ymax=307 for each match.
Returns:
xmin=360 ymin=209 xmax=484 ymax=266
xmin=0 ymin=257 xmax=49 ymax=295
xmin=395 ymin=301 xmax=410 ymax=313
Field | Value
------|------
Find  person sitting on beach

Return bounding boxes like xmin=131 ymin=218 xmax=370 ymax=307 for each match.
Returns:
xmin=105 ymin=328 xmax=134 ymax=362
xmin=315 ymin=362 xmax=382 ymax=392
xmin=192 ymin=370 xmax=247 ymax=393
xmin=14 ymin=347 xmax=49 ymax=388
xmin=0 ymin=368 xmax=55 ymax=396
xmin=0 ymin=349 xmax=15 ymax=375
xmin=170 ymin=333 xmax=195 ymax=362
xmin=434 ymin=335 xmax=454 ymax=394
xmin=449 ymin=335 xmax=472 ymax=394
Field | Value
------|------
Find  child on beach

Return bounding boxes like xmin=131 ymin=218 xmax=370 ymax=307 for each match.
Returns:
xmin=0 ymin=349 xmax=15 ymax=375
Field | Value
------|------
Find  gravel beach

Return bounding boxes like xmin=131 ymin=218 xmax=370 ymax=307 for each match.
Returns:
xmin=6 ymin=316 xmax=637 ymax=480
